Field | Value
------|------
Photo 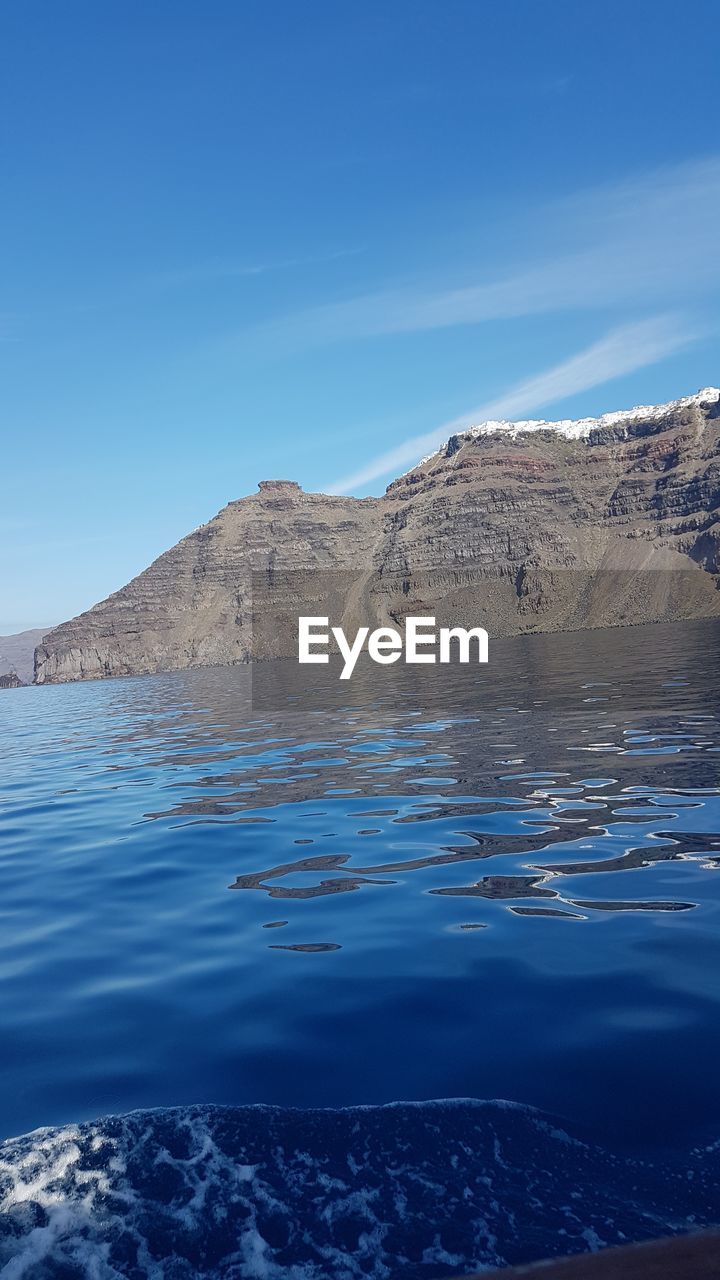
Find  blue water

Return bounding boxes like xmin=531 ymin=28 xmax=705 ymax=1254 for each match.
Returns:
xmin=2 ymin=1101 xmax=719 ymax=1278
xmin=1 ymin=618 xmax=720 ymax=1164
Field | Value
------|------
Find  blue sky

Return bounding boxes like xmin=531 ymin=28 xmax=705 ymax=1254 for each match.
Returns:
xmin=2 ymin=0 xmax=719 ymax=632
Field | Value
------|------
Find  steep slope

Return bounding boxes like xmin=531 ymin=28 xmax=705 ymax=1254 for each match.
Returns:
xmin=35 ymin=388 xmax=720 ymax=683
xmin=375 ymin=386 xmax=720 ymax=634
xmin=35 ymin=483 xmax=379 ymax=682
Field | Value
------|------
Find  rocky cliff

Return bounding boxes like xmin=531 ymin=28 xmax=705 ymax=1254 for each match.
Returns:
xmin=0 ymin=673 xmax=24 ymax=690
xmin=35 ymin=388 xmax=720 ymax=683
xmin=0 ymin=629 xmax=48 ymax=685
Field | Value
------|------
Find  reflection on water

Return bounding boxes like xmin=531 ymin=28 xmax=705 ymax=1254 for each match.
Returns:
xmin=1 ymin=620 xmax=719 ymax=1151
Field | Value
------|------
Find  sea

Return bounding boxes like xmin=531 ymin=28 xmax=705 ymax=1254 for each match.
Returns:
xmin=1 ymin=619 xmax=719 ymax=1277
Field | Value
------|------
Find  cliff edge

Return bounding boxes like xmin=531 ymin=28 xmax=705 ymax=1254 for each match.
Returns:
xmin=35 ymin=388 xmax=720 ymax=683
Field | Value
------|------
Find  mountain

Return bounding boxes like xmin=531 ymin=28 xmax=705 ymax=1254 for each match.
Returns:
xmin=35 ymin=387 xmax=720 ymax=684
xmin=0 ymin=629 xmax=49 ymax=685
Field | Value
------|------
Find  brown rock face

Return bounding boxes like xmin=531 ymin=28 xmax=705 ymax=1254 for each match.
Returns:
xmin=35 ymin=487 xmax=379 ymax=683
xmin=35 ymin=389 xmax=720 ymax=683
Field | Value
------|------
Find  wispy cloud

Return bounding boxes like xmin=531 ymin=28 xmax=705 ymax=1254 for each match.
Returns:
xmin=246 ymin=157 xmax=720 ymax=351
xmin=328 ymin=314 xmax=698 ymax=493
xmin=12 ymin=247 xmax=364 ymax=333
xmin=7 ymin=533 xmax=117 ymax=557
xmin=147 ymin=246 xmax=363 ymax=292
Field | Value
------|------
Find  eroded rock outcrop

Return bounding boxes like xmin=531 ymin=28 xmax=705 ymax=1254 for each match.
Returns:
xmin=0 ymin=673 xmax=24 ymax=690
xmin=0 ymin=629 xmax=47 ymax=684
xmin=35 ymin=388 xmax=720 ymax=683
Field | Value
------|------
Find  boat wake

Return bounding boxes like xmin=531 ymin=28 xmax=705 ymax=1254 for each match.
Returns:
xmin=1 ymin=1099 xmax=718 ymax=1279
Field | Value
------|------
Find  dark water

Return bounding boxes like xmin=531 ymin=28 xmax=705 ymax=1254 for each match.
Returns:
xmin=2 ymin=619 xmax=720 ymax=1274
xmin=1 ymin=621 xmax=720 ymax=1151
xmin=2 ymin=1100 xmax=719 ymax=1278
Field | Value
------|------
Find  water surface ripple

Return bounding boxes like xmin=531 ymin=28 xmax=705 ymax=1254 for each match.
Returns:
xmin=1 ymin=620 xmax=719 ymax=1151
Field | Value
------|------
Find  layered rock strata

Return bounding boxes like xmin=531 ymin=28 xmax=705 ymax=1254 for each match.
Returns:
xmin=35 ymin=389 xmax=720 ymax=683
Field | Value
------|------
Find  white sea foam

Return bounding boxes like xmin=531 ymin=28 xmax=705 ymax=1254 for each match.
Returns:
xmin=0 ymin=1100 xmax=717 ymax=1279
